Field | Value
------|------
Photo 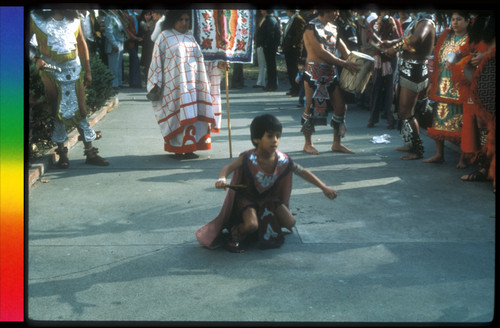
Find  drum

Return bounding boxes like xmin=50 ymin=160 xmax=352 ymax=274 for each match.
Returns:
xmin=340 ymin=51 xmax=375 ymax=94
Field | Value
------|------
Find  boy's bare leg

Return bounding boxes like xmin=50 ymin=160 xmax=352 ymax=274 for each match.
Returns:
xmin=398 ymin=87 xmax=422 ymax=160
xmin=395 ymin=145 xmax=410 ymax=152
xmin=275 ymin=204 xmax=296 ymax=231
xmin=304 ymin=134 xmax=319 ymax=155
xmin=236 ymin=207 xmax=259 ymax=236
xmin=331 ymin=87 xmax=354 ymax=154
xmin=41 ymin=75 xmax=58 ymax=117
xmin=332 ymin=131 xmax=354 ymax=153
xmin=225 ymin=207 xmax=259 ymax=253
xmin=303 ymin=82 xmax=319 ymax=154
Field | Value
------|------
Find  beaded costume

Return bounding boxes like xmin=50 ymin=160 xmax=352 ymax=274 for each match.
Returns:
xmin=30 ymin=11 xmax=97 ymax=144
xmin=302 ymin=17 xmax=345 ymax=135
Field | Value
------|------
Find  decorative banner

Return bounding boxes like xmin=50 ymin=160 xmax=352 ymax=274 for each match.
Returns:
xmin=194 ymin=9 xmax=254 ymax=63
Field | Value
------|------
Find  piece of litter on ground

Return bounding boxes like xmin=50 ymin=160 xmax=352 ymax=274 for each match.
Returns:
xmin=371 ymin=134 xmax=391 ymax=144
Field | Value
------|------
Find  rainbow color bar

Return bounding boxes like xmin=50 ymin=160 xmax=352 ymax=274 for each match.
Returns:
xmin=0 ymin=6 xmax=24 ymax=322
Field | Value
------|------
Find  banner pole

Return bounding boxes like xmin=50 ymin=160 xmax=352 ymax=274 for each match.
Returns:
xmin=225 ymin=68 xmax=233 ymax=158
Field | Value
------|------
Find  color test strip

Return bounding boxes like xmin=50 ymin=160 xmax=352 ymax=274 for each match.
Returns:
xmin=0 ymin=6 xmax=24 ymax=322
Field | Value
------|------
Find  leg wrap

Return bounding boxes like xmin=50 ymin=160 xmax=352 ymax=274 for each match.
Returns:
xmin=301 ymin=112 xmax=315 ymax=136
xmin=55 ymin=146 xmax=68 ymax=156
xmin=400 ymin=118 xmax=414 ymax=147
xmin=330 ymin=114 xmax=346 ymax=137
xmin=409 ymin=134 xmax=424 ymax=157
xmin=479 ymin=128 xmax=489 ymax=147
xmin=476 ymin=151 xmax=489 ymax=169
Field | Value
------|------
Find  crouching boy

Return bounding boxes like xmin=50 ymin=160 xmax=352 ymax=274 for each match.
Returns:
xmin=196 ymin=114 xmax=338 ymax=252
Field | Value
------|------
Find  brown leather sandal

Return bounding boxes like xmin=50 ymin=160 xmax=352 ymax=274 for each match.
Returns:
xmin=55 ymin=147 xmax=69 ymax=169
xmin=461 ymin=168 xmax=488 ymax=182
xmin=84 ymin=147 xmax=109 ymax=166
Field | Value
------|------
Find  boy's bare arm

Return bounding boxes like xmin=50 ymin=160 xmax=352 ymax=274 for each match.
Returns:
xmin=215 ymin=156 xmax=244 ymax=189
xmin=294 ymin=163 xmax=337 ymax=199
xmin=76 ymin=21 xmax=92 ymax=86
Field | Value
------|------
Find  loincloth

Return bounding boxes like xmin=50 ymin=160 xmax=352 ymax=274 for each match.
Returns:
xmin=304 ymin=62 xmax=338 ymax=125
xmin=398 ymin=58 xmax=429 ymax=93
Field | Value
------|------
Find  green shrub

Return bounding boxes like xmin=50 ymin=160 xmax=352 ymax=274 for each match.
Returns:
xmin=29 ymin=63 xmax=55 ymax=158
xmin=86 ymin=54 xmax=117 ymax=110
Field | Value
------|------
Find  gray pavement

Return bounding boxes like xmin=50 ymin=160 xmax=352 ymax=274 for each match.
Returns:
xmin=28 ymin=81 xmax=495 ymax=324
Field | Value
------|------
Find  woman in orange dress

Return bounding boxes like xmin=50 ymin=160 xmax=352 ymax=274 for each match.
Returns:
xmin=424 ymin=11 xmax=471 ymax=168
xmin=450 ymin=13 xmax=495 ymax=191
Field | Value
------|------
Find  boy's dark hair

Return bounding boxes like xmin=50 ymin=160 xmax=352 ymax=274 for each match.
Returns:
xmin=250 ymin=114 xmax=282 ymax=147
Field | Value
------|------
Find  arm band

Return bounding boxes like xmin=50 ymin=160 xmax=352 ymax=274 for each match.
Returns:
xmin=393 ymin=39 xmax=405 ymax=52
xmin=393 ymin=37 xmax=415 ymax=53
xmin=293 ymin=164 xmax=304 ymax=175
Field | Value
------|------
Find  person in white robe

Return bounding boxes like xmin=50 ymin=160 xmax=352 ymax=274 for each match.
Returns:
xmin=147 ymin=10 xmax=215 ymax=159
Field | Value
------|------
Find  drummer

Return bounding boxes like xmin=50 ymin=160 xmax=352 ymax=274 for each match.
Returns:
xmin=380 ymin=12 xmax=435 ymax=160
xmin=300 ymin=9 xmax=360 ymax=155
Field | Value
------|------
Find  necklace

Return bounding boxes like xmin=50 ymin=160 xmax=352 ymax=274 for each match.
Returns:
xmin=440 ymin=32 xmax=467 ymax=64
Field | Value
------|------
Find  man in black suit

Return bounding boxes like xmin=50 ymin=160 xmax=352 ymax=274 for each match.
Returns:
xmin=282 ymin=9 xmax=306 ymax=97
xmin=257 ymin=10 xmax=281 ymax=91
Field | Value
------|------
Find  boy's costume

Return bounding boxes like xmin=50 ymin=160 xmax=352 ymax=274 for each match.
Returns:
xmin=30 ymin=11 xmax=97 ymax=144
xmin=196 ymin=149 xmax=294 ymax=249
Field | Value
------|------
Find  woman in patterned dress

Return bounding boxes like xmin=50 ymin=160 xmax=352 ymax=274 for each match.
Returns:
xmin=424 ymin=11 xmax=471 ymax=168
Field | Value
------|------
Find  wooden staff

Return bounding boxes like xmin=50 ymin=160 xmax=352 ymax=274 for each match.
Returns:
xmin=225 ymin=67 xmax=233 ymax=158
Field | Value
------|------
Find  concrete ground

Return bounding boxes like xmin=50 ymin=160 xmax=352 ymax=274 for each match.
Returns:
xmin=27 ymin=81 xmax=495 ymax=325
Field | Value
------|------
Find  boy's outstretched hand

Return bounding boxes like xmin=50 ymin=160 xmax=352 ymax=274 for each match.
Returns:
xmin=322 ymin=186 xmax=338 ymax=200
xmin=215 ymin=178 xmax=227 ymax=189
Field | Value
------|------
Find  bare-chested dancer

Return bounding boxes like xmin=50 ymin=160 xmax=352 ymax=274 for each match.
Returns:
xmin=301 ymin=9 xmax=359 ymax=155
xmin=382 ymin=13 xmax=435 ymax=160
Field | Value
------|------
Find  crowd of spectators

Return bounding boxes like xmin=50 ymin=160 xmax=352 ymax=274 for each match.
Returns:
xmin=30 ymin=8 xmax=496 ymax=191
